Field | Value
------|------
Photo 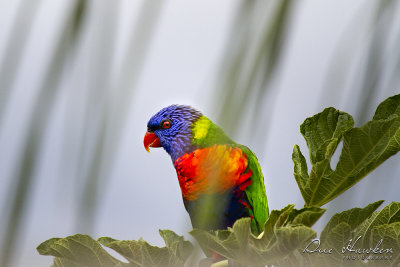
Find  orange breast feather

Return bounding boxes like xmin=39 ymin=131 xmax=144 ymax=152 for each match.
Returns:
xmin=174 ymin=145 xmax=253 ymax=201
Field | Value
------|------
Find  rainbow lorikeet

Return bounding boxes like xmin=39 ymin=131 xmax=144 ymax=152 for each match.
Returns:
xmin=144 ymin=105 xmax=268 ymax=235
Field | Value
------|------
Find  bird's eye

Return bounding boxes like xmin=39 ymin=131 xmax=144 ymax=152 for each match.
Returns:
xmin=161 ymin=119 xmax=172 ymax=129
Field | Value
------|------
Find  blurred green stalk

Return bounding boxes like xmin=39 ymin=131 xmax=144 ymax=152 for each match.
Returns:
xmin=0 ymin=1 xmax=86 ymax=266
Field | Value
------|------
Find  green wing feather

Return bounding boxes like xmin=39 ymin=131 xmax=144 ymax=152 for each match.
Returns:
xmin=239 ymin=145 xmax=269 ymax=234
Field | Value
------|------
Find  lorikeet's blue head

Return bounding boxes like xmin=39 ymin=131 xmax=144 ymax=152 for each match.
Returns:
xmin=144 ymin=105 xmax=202 ymax=161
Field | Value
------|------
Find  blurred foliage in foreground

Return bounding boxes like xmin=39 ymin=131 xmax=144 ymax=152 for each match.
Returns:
xmin=37 ymin=94 xmax=400 ymax=266
xmin=2 ymin=1 xmax=400 ymax=266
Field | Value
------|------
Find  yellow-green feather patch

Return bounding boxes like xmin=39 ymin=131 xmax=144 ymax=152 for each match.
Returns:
xmin=192 ymin=116 xmax=211 ymax=141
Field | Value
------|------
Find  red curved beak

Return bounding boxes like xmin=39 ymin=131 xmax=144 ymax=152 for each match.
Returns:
xmin=144 ymin=132 xmax=162 ymax=152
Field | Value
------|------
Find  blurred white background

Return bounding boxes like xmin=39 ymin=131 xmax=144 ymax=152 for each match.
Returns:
xmin=0 ymin=0 xmax=399 ymax=266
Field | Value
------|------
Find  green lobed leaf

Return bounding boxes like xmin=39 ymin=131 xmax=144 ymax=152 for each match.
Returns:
xmin=191 ymin=206 xmax=318 ymax=266
xmin=257 ymin=204 xmax=294 ymax=248
xmin=295 ymin=202 xmax=381 ymax=266
xmin=370 ymin=222 xmax=400 ymax=265
xmin=37 ymin=234 xmax=126 ymax=267
xmin=313 ymin=201 xmax=384 ymax=266
xmin=372 ymin=94 xmax=400 ymax=120
xmin=256 ymin=205 xmax=323 ymax=249
xmin=355 ymin=201 xmax=400 ymax=248
xmin=300 ymin=107 xmax=354 ymax=165
xmin=51 ymin=257 xmax=81 ymax=267
xmin=140 ymin=242 xmax=181 ymax=267
xmin=317 ymin=117 xmax=400 ymax=205
xmin=273 ymin=225 xmax=316 ymax=252
xmin=158 ymin=229 xmax=194 ymax=262
xmin=320 ymin=200 xmax=384 ymax=243
xmin=327 ymin=222 xmax=352 ymax=252
xmin=98 ymin=231 xmax=193 ymax=267
xmin=292 ymin=144 xmax=309 ymax=201
xmin=301 ymin=201 xmax=400 ymax=266
xmin=287 ymin=206 xmax=326 ymax=227
xmin=294 ymin=94 xmax=400 ymax=206
xmin=97 ymin=237 xmax=142 ymax=266
xmin=38 ymin=231 xmax=193 ymax=267
xmin=232 ymin=217 xmax=251 ymax=248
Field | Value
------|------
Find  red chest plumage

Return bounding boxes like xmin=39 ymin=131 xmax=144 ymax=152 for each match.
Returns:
xmin=173 ymin=144 xmax=253 ymax=201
